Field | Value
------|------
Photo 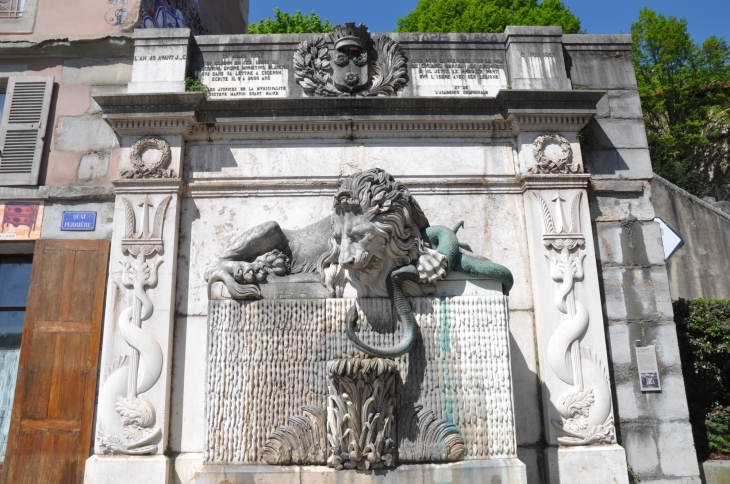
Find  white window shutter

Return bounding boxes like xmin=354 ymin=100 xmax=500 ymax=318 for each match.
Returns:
xmin=0 ymin=76 xmax=54 ymax=186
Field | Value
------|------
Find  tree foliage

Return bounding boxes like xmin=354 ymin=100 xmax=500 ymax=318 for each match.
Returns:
xmin=632 ymin=8 xmax=730 ymax=196
xmin=675 ymin=298 xmax=730 ymax=459
xmin=396 ymin=0 xmax=581 ymax=34
xmin=248 ymin=8 xmax=332 ymax=34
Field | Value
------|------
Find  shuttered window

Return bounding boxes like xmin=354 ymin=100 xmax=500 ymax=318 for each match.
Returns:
xmin=0 ymin=76 xmax=53 ymax=186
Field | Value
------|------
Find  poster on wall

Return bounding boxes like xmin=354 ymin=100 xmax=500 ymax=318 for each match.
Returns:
xmin=0 ymin=201 xmax=44 ymax=240
xmin=636 ymin=345 xmax=662 ymax=392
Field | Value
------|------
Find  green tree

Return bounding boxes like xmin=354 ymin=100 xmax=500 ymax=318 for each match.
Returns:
xmin=632 ymin=8 xmax=730 ymax=196
xmin=247 ymin=8 xmax=332 ymax=34
xmin=396 ymin=0 xmax=581 ymax=34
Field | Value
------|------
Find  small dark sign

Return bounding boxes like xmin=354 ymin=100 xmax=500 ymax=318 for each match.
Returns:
xmin=61 ymin=211 xmax=97 ymax=231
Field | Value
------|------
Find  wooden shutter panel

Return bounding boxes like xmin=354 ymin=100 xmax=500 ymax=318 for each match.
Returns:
xmin=0 ymin=76 xmax=53 ymax=186
xmin=1 ymin=240 xmax=110 ymax=484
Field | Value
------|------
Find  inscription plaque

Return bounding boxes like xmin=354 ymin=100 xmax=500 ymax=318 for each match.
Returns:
xmin=201 ymin=54 xmax=289 ymax=99
xmin=410 ymin=60 xmax=507 ymax=97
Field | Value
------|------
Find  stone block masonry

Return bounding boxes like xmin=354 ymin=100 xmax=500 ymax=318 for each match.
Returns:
xmin=567 ymin=34 xmax=702 ymax=482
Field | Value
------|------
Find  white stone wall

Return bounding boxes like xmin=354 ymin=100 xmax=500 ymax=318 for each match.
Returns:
xmin=167 ymin=137 xmax=552 ymax=480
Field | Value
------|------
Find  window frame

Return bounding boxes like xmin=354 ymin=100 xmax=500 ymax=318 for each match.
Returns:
xmin=0 ymin=0 xmax=36 ymax=34
xmin=0 ymin=253 xmax=32 ymax=474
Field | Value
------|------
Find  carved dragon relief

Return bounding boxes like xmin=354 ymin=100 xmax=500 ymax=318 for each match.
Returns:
xmin=294 ymin=22 xmax=407 ymax=97
xmin=534 ymin=191 xmax=616 ymax=446
xmin=97 ymin=195 xmax=171 ymax=455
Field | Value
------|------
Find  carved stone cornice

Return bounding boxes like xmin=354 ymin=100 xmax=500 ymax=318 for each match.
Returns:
xmin=184 ymin=174 xmax=594 ymax=198
xmin=113 ymin=178 xmax=184 ymax=195
xmin=521 ymin=174 xmax=591 ymax=190
xmin=95 ymin=93 xmax=204 ymax=136
xmin=186 ymin=175 xmax=528 ymax=199
xmin=94 ymin=90 xmax=604 ymax=139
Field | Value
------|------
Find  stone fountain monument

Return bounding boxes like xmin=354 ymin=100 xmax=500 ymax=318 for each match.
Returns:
xmin=83 ymin=21 xmax=642 ymax=484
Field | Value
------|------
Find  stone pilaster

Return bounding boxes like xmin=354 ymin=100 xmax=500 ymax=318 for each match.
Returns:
xmin=522 ymin=172 xmax=629 ymax=483
xmin=84 ymin=130 xmax=185 ymax=483
xmin=504 ymin=26 xmax=572 ymax=90
xmin=127 ymin=28 xmax=191 ymax=94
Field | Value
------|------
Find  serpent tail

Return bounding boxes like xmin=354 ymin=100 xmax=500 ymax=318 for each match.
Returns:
xmin=345 ymin=265 xmax=419 ymax=358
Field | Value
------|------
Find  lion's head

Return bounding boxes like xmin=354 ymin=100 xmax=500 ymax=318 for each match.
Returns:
xmin=317 ymin=169 xmax=437 ymax=297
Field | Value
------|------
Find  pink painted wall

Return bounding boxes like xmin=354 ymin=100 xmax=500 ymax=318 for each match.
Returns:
xmin=32 ymin=0 xmax=142 ymax=36
xmin=31 ymin=0 xmax=247 ymax=36
xmin=2 ymin=57 xmax=125 ymax=187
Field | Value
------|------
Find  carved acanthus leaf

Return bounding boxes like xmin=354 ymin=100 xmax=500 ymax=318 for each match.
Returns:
xmin=397 ymin=404 xmax=466 ymax=462
xmin=260 ymin=406 xmax=327 ymax=465
xmin=326 ymin=357 xmax=397 ymax=470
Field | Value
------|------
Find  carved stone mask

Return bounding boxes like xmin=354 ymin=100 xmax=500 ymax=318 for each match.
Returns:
xmin=331 ymin=45 xmax=369 ymax=93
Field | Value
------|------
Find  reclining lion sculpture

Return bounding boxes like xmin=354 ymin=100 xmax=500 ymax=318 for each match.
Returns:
xmin=205 ymin=168 xmax=513 ymax=358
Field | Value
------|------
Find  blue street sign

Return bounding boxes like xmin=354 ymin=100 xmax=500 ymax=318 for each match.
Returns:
xmin=61 ymin=211 xmax=97 ymax=231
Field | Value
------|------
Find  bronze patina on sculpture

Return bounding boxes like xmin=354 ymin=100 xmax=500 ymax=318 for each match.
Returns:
xmin=205 ymin=168 xmax=514 ymax=469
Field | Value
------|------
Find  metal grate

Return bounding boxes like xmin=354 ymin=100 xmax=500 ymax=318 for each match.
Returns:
xmin=0 ymin=0 xmax=23 ymax=18
xmin=0 ymin=130 xmax=36 ymax=174
xmin=8 ymin=83 xmax=45 ymax=124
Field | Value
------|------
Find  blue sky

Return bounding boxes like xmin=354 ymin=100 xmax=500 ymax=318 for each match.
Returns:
xmin=248 ymin=0 xmax=730 ymax=44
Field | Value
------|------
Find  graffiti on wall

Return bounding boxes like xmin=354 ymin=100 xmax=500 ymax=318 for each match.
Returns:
xmin=140 ymin=0 xmax=209 ymax=35
xmin=105 ymin=0 xmax=128 ymax=26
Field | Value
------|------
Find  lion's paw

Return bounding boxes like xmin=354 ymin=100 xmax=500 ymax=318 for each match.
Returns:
xmin=252 ymin=249 xmax=290 ymax=277
xmin=417 ymin=248 xmax=448 ymax=284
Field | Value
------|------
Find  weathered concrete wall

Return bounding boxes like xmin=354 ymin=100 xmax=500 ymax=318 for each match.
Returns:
xmin=20 ymin=0 xmax=246 ymax=36
xmin=564 ymin=35 xmax=702 ymax=484
xmin=0 ymin=37 xmax=133 ymax=247
xmin=139 ymin=0 xmax=247 ymax=34
xmin=0 ymin=36 xmax=136 ymax=186
xmin=33 ymin=0 xmax=141 ymax=35
xmin=651 ymin=175 xmax=730 ymax=301
xmin=197 ymin=0 xmax=248 ymax=34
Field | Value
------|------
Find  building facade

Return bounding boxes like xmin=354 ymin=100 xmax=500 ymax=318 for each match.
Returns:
xmin=0 ymin=2 xmax=247 ymax=481
xmin=0 ymin=22 xmax=706 ymax=484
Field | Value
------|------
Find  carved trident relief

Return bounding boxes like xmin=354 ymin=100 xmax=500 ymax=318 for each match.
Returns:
xmin=97 ymin=195 xmax=171 ymax=455
xmin=534 ymin=191 xmax=616 ymax=446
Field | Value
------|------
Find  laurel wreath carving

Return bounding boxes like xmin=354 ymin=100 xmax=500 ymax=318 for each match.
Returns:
xmin=529 ymin=133 xmax=581 ymax=174
xmin=293 ymin=35 xmax=407 ymax=97
xmin=293 ymin=37 xmax=340 ymax=97
xmin=122 ymin=137 xmax=176 ymax=179
xmin=367 ymin=36 xmax=408 ymax=97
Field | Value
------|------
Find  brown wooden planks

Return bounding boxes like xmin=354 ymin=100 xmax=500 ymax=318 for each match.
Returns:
xmin=1 ymin=239 xmax=110 ymax=484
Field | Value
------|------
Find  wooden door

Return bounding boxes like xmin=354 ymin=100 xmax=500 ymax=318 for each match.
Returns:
xmin=1 ymin=239 xmax=110 ymax=484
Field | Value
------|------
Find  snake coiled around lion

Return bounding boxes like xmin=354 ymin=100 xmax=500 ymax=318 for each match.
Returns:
xmin=345 ymin=222 xmax=514 ymax=359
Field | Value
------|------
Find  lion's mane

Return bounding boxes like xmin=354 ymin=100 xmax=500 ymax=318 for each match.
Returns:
xmin=317 ymin=168 xmax=431 ymax=297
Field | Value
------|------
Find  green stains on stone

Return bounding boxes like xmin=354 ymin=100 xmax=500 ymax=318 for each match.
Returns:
xmin=439 ymin=297 xmax=451 ymax=355
xmin=438 ymin=297 xmax=455 ymax=424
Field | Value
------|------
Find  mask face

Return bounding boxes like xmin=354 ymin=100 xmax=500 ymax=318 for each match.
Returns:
xmin=331 ymin=45 xmax=369 ymax=93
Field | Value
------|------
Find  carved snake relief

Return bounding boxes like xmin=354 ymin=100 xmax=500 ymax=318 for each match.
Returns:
xmin=546 ymin=248 xmax=612 ymax=444
xmin=97 ymin=258 xmax=164 ymax=454
xmin=346 ymin=223 xmax=514 ymax=358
